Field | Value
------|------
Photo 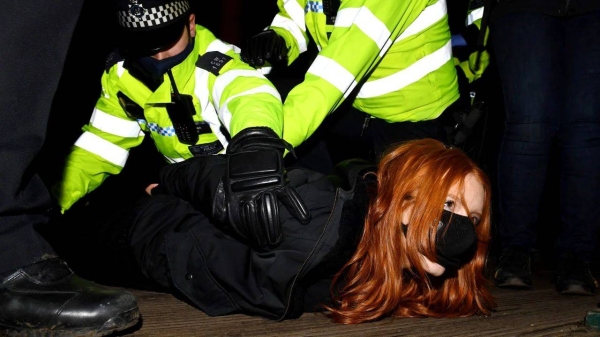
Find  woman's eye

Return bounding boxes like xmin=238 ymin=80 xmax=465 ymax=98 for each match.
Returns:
xmin=444 ymin=200 xmax=455 ymax=211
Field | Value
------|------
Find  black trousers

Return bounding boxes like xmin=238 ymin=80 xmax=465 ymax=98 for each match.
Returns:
xmin=0 ymin=1 xmax=84 ymax=273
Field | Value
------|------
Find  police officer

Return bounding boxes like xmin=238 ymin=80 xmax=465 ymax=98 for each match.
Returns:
xmin=241 ymin=0 xmax=460 ymax=172
xmin=0 ymin=1 xmax=140 ymax=336
xmin=54 ymin=0 xmax=310 ymax=248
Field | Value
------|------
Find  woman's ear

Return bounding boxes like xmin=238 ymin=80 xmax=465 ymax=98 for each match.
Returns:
xmin=401 ymin=204 xmax=413 ymax=228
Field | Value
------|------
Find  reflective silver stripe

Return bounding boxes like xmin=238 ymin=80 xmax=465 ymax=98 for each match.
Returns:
xmin=271 ymin=14 xmax=307 ymax=53
xmin=219 ymin=85 xmax=282 ymax=130
xmin=283 ymin=0 xmax=306 ymax=32
xmin=335 ymin=7 xmax=390 ymax=50
xmin=466 ymin=7 xmax=484 ymax=26
xmin=89 ymin=108 xmax=143 ymax=138
xmin=194 ymin=68 xmax=229 ymax=148
xmin=307 ymin=55 xmax=357 ymax=97
xmin=379 ymin=38 xmax=393 ymax=57
xmin=357 ymin=40 xmax=452 ymax=98
xmin=395 ymin=0 xmax=447 ymax=43
xmin=206 ymin=39 xmax=234 ymax=54
xmin=212 ymin=69 xmax=267 ymax=111
xmin=163 ymin=155 xmax=185 ymax=164
xmin=117 ymin=61 xmax=126 ymax=77
xmin=74 ymin=132 xmax=129 ymax=167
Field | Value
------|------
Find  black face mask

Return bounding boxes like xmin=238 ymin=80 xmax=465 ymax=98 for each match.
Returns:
xmin=134 ymin=39 xmax=195 ymax=78
xmin=435 ymin=210 xmax=478 ymax=270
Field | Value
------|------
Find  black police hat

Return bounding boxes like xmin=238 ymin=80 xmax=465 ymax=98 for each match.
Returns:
xmin=115 ymin=0 xmax=192 ymax=56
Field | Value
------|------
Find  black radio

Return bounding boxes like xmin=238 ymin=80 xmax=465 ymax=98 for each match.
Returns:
xmin=166 ymin=70 xmax=199 ymax=145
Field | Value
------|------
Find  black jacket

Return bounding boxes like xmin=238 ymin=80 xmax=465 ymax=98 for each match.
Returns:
xmin=131 ymin=156 xmax=374 ymax=320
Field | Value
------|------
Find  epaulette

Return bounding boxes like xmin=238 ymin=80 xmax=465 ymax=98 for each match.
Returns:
xmin=195 ymin=51 xmax=233 ymax=76
xmin=104 ymin=49 xmax=123 ymax=73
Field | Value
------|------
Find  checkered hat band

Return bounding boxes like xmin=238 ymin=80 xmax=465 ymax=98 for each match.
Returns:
xmin=118 ymin=1 xmax=190 ymax=29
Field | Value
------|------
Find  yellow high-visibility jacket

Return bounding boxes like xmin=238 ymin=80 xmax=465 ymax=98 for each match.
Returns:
xmin=55 ymin=25 xmax=283 ymax=211
xmin=268 ymin=0 xmax=460 ymax=147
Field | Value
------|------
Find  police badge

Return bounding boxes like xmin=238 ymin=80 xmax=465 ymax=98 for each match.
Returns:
xmin=128 ymin=0 xmax=147 ymax=18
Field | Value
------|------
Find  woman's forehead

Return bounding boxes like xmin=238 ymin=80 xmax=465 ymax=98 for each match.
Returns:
xmin=449 ymin=173 xmax=484 ymax=212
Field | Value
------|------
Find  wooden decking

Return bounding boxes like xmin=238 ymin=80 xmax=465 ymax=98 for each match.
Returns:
xmin=112 ymin=271 xmax=600 ymax=337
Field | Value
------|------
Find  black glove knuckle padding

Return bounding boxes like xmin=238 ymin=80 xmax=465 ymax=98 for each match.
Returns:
xmin=259 ymin=192 xmax=279 ymax=244
xmin=215 ymin=127 xmax=311 ymax=248
xmin=225 ymin=150 xmax=282 ymax=246
xmin=241 ymin=200 xmax=266 ymax=246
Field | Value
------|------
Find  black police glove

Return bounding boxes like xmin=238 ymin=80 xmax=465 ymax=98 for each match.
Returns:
xmin=213 ymin=127 xmax=311 ymax=248
xmin=153 ymin=155 xmax=228 ymax=217
xmin=240 ymin=29 xmax=288 ymax=68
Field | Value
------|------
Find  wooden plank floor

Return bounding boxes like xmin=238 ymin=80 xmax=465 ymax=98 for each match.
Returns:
xmin=111 ymin=271 xmax=600 ymax=337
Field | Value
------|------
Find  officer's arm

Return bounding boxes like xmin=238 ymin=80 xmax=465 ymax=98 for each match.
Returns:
xmin=201 ymin=31 xmax=284 ymax=139
xmin=54 ymin=60 xmax=145 ymax=212
xmin=282 ymin=0 xmax=430 ymax=148
xmin=268 ymin=0 xmax=311 ymax=65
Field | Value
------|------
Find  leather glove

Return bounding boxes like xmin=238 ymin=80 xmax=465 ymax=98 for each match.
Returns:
xmin=214 ymin=127 xmax=311 ymax=247
xmin=240 ymin=29 xmax=288 ymax=68
xmin=153 ymin=155 xmax=228 ymax=217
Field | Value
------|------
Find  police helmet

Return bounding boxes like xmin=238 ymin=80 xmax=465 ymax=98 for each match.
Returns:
xmin=115 ymin=0 xmax=192 ymax=56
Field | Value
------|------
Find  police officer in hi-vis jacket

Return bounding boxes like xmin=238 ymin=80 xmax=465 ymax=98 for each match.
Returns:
xmin=241 ymin=0 xmax=461 ymax=172
xmin=54 ymin=0 xmax=310 ymax=249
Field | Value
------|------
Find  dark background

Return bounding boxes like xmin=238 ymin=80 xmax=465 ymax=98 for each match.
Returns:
xmin=35 ymin=0 xmax=570 ymax=273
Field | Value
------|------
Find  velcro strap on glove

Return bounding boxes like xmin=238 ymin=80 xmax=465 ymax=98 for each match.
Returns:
xmin=228 ymin=149 xmax=283 ymax=193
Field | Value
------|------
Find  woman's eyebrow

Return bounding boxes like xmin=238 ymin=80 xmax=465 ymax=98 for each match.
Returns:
xmin=446 ymin=193 xmax=458 ymax=200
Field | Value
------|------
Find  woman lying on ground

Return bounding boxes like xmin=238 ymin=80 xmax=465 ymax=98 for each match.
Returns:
xmin=69 ymin=138 xmax=496 ymax=323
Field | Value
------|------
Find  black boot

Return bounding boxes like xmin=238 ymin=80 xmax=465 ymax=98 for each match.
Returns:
xmin=556 ymin=251 xmax=598 ymax=296
xmin=0 ymin=258 xmax=140 ymax=336
xmin=493 ymin=246 xmax=533 ymax=289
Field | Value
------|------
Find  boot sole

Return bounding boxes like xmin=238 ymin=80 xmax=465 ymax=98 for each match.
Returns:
xmin=0 ymin=307 xmax=140 ymax=337
xmin=495 ymin=277 xmax=532 ymax=289
xmin=558 ymin=284 xmax=596 ymax=296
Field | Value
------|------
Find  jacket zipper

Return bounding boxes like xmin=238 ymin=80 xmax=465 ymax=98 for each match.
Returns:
xmin=279 ymin=188 xmax=343 ymax=321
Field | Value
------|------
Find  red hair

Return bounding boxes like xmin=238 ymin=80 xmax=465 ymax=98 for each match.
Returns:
xmin=324 ymin=138 xmax=496 ymax=324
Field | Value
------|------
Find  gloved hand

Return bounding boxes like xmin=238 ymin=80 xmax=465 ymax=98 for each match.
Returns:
xmin=152 ymin=155 xmax=228 ymax=216
xmin=240 ymin=29 xmax=288 ymax=68
xmin=214 ymin=127 xmax=311 ymax=247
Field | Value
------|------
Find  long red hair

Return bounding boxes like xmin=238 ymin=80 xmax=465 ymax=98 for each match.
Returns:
xmin=324 ymin=138 xmax=496 ymax=324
